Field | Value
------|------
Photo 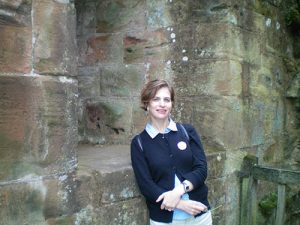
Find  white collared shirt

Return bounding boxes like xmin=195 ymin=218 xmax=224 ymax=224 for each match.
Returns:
xmin=145 ymin=118 xmax=178 ymax=139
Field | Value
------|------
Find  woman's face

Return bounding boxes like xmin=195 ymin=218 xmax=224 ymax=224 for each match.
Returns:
xmin=148 ymin=87 xmax=172 ymax=121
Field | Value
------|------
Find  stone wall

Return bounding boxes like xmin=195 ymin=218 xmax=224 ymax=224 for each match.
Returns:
xmin=0 ymin=0 xmax=78 ymax=224
xmin=0 ymin=0 xmax=299 ymax=225
xmin=76 ymin=0 xmax=299 ymax=224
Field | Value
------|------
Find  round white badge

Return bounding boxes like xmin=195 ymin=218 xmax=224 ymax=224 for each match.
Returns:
xmin=177 ymin=141 xmax=187 ymax=150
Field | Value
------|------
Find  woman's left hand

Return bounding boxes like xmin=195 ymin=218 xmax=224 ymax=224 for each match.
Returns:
xmin=156 ymin=185 xmax=185 ymax=211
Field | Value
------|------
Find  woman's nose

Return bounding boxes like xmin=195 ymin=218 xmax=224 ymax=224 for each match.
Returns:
xmin=159 ymin=100 xmax=166 ymax=106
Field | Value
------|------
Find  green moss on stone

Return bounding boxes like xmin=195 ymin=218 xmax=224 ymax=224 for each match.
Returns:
xmin=252 ymin=0 xmax=274 ymax=18
xmin=285 ymin=4 xmax=300 ymax=27
xmin=259 ymin=192 xmax=278 ymax=216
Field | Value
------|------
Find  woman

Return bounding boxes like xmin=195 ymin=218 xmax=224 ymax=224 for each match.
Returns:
xmin=131 ymin=79 xmax=212 ymax=225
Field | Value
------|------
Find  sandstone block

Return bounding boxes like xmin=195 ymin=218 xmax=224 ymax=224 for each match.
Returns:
xmin=146 ymin=0 xmax=173 ymax=29
xmin=124 ymin=29 xmax=170 ymax=64
xmin=78 ymin=33 xmax=123 ymax=66
xmin=32 ymin=0 xmax=77 ymax=75
xmin=207 ymin=173 xmax=243 ymax=225
xmin=0 ymin=0 xmax=31 ymax=26
xmin=0 ymin=180 xmax=46 ymax=225
xmin=171 ymin=99 xmax=194 ymax=125
xmin=80 ymin=100 xmax=132 ymax=144
xmin=206 ymin=177 xmax=226 ymax=225
xmin=132 ymin=100 xmax=148 ymax=135
xmin=191 ymin=96 xmax=251 ymax=151
xmin=75 ymin=0 xmax=97 ymax=36
xmin=174 ymin=60 xmax=242 ymax=97
xmin=94 ymin=0 xmax=146 ymax=33
xmin=0 ymin=75 xmax=78 ymax=181
xmin=95 ymin=198 xmax=148 ymax=225
xmin=207 ymin=152 xmax=226 ymax=179
xmin=76 ymin=144 xmax=148 ymax=224
xmin=0 ymin=175 xmax=76 ymax=225
xmin=77 ymin=66 xmax=101 ymax=99
xmin=78 ymin=64 xmax=144 ymax=102
xmin=77 ymin=145 xmax=140 ymax=202
xmin=250 ymin=54 xmax=285 ymax=99
xmin=98 ymin=65 xmax=144 ymax=97
xmin=170 ymin=23 xmax=261 ymax=65
xmin=0 ymin=25 xmax=32 ymax=73
xmin=46 ymin=216 xmax=74 ymax=225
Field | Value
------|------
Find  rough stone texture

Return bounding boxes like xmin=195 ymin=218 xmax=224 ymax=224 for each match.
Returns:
xmin=0 ymin=75 xmax=78 ymax=181
xmin=0 ymin=0 xmax=299 ymax=224
xmin=75 ymin=0 xmax=300 ymax=224
xmin=32 ymin=0 xmax=77 ymax=75
xmin=0 ymin=0 xmax=79 ymax=224
xmin=0 ymin=0 xmax=32 ymax=26
xmin=0 ymin=174 xmax=77 ymax=225
xmin=74 ymin=144 xmax=227 ymax=225
xmin=76 ymin=145 xmax=148 ymax=225
xmin=0 ymin=25 xmax=32 ymax=73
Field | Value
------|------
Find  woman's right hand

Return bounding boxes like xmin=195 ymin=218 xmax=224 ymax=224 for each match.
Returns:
xmin=176 ymin=200 xmax=208 ymax=216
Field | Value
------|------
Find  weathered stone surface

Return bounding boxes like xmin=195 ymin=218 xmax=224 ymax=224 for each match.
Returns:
xmin=79 ymin=100 xmax=133 ymax=144
xmin=32 ymin=0 xmax=77 ymax=75
xmin=78 ymin=33 xmax=123 ymax=66
xmin=0 ymin=175 xmax=77 ymax=225
xmin=46 ymin=216 xmax=74 ymax=225
xmin=0 ymin=25 xmax=32 ymax=73
xmin=95 ymin=198 xmax=148 ymax=225
xmin=178 ymin=96 xmax=249 ymax=151
xmin=77 ymin=66 xmax=100 ymax=99
xmin=207 ymin=152 xmax=226 ymax=179
xmin=0 ymin=75 xmax=78 ymax=181
xmin=146 ymin=0 xmax=173 ymax=29
xmin=173 ymin=60 xmax=242 ymax=97
xmin=77 ymin=64 xmax=144 ymax=102
xmin=98 ymin=65 xmax=145 ymax=97
xmin=77 ymin=145 xmax=140 ymax=205
xmin=76 ymin=144 xmax=148 ymax=224
xmin=0 ymin=0 xmax=31 ymax=27
xmin=94 ymin=0 xmax=146 ymax=33
xmin=0 ymin=0 xmax=297 ymax=225
xmin=124 ymin=28 xmax=171 ymax=64
xmin=75 ymin=0 xmax=97 ymax=36
xmin=132 ymin=99 xmax=148 ymax=135
xmin=206 ymin=177 xmax=227 ymax=225
xmin=0 ymin=180 xmax=46 ymax=225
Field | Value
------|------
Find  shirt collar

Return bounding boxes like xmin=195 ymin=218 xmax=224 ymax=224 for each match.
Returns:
xmin=145 ymin=119 xmax=178 ymax=139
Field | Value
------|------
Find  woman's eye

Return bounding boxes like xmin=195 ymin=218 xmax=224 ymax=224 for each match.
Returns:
xmin=164 ymin=98 xmax=171 ymax=103
xmin=152 ymin=97 xmax=160 ymax=102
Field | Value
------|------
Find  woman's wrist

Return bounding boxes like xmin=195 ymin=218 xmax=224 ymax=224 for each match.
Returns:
xmin=175 ymin=200 xmax=185 ymax=210
xmin=182 ymin=180 xmax=194 ymax=193
xmin=173 ymin=184 xmax=185 ymax=196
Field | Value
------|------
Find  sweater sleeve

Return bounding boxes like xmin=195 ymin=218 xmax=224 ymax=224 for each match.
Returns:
xmin=130 ymin=136 xmax=166 ymax=203
xmin=181 ymin=124 xmax=208 ymax=189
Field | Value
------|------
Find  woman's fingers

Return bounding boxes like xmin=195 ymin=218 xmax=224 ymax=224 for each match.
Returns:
xmin=156 ymin=193 xmax=164 ymax=203
xmin=180 ymin=200 xmax=207 ymax=215
xmin=193 ymin=202 xmax=207 ymax=212
xmin=157 ymin=190 xmax=181 ymax=209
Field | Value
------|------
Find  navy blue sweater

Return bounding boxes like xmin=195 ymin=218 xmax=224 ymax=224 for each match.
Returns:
xmin=131 ymin=123 xmax=210 ymax=223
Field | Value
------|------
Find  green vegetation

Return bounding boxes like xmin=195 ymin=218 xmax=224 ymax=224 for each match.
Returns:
xmin=259 ymin=192 xmax=277 ymax=216
xmin=284 ymin=0 xmax=300 ymax=33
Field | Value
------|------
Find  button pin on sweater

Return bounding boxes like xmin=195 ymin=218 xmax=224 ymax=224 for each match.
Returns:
xmin=177 ymin=141 xmax=187 ymax=150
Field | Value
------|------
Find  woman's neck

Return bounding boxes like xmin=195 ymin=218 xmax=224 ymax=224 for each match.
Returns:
xmin=150 ymin=119 xmax=169 ymax=133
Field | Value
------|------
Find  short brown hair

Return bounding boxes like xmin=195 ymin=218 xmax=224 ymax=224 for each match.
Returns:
xmin=140 ymin=79 xmax=175 ymax=111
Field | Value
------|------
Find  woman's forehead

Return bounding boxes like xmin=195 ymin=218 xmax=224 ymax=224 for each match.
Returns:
xmin=155 ymin=87 xmax=171 ymax=96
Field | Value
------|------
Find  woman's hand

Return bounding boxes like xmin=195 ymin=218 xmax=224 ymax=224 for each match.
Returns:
xmin=176 ymin=200 xmax=208 ymax=215
xmin=156 ymin=185 xmax=185 ymax=211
